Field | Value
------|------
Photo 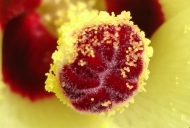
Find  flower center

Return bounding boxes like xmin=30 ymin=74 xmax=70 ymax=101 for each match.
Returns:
xmin=45 ymin=11 xmax=153 ymax=114
xmin=59 ymin=23 xmax=144 ymax=113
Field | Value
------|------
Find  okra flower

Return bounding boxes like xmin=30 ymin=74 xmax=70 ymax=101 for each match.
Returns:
xmin=0 ymin=0 xmax=190 ymax=128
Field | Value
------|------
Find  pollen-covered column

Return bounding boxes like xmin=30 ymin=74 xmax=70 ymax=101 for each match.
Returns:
xmin=45 ymin=11 xmax=153 ymax=114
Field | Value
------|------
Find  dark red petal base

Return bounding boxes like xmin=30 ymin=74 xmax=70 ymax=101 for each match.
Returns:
xmin=105 ymin=0 xmax=165 ymax=37
xmin=0 ymin=0 xmax=41 ymax=30
xmin=2 ymin=12 xmax=57 ymax=101
xmin=59 ymin=24 xmax=144 ymax=113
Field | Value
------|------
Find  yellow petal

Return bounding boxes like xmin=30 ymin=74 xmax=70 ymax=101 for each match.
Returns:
xmin=159 ymin=0 xmax=190 ymax=20
xmin=0 ymin=86 xmax=120 ymax=128
xmin=113 ymin=7 xmax=190 ymax=128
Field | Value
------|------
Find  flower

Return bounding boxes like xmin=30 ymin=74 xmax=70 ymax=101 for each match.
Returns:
xmin=0 ymin=0 xmax=190 ymax=128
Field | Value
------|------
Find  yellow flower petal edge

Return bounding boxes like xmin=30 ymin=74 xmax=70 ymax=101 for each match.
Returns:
xmin=45 ymin=10 xmax=153 ymax=115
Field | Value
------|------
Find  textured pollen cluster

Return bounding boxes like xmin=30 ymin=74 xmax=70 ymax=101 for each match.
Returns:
xmin=45 ymin=11 xmax=153 ymax=114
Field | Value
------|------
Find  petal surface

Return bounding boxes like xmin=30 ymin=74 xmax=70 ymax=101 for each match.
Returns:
xmin=0 ymin=87 xmax=120 ymax=128
xmin=112 ymin=7 xmax=190 ymax=128
xmin=159 ymin=0 xmax=190 ymax=20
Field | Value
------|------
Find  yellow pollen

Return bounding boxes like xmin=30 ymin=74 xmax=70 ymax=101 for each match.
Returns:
xmin=126 ymin=55 xmax=130 ymax=61
xmin=125 ymin=61 xmax=136 ymax=67
xmin=101 ymin=101 xmax=111 ymax=107
xmin=78 ymin=60 xmax=86 ymax=66
xmin=124 ymin=67 xmax=130 ymax=72
xmin=106 ymin=40 xmax=112 ymax=44
xmin=120 ymin=69 xmax=127 ymax=78
xmin=61 ymin=82 xmax=65 ymax=87
xmin=134 ymin=48 xmax=139 ymax=52
xmin=126 ymin=83 xmax=133 ymax=90
xmin=128 ymin=47 xmax=132 ymax=51
xmin=44 ymin=14 xmax=52 ymax=22
xmin=90 ymin=49 xmax=95 ymax=57
xmin=113 ymin=42 xmax=119 ymax=50
xmin=114 ymin=33 xmax=119 ymax=37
